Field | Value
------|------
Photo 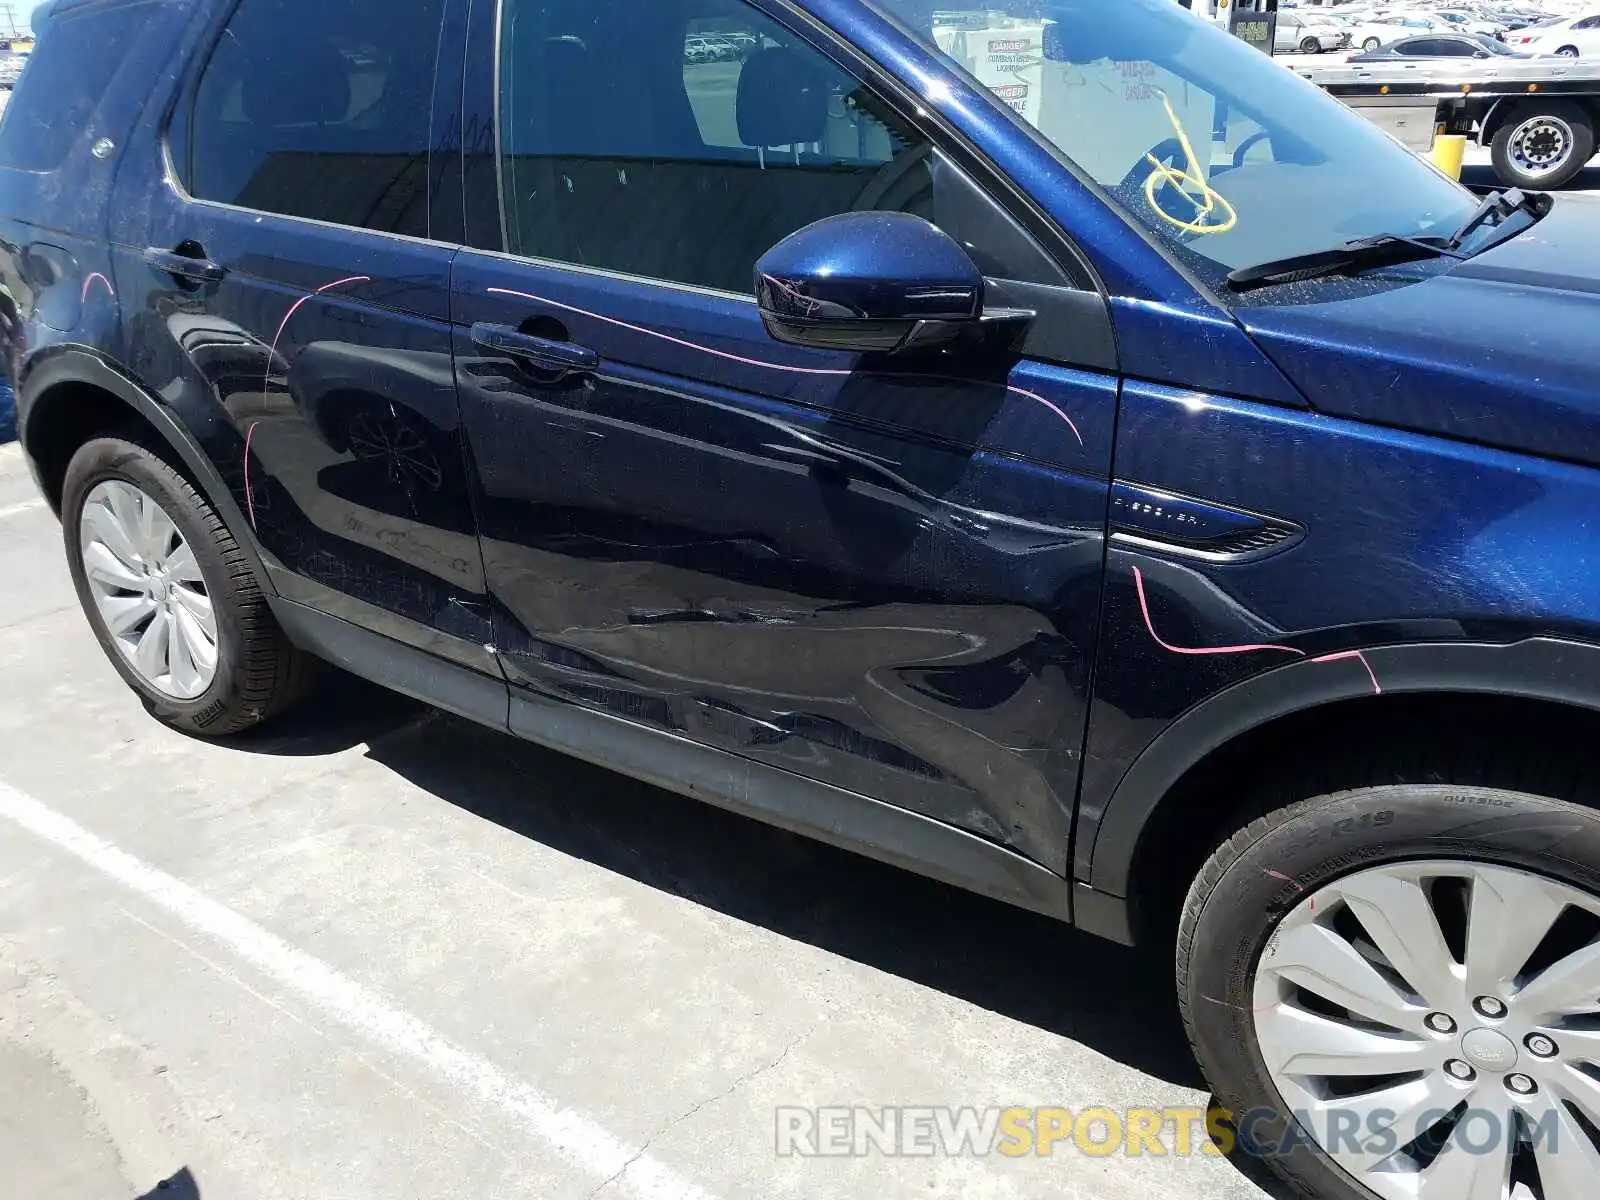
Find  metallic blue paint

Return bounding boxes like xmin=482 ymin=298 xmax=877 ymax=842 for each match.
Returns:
xmin=755 ymin=211 xmax=984 ymax=323
xmin=7 ymin=0 xmax=1600 ymax=937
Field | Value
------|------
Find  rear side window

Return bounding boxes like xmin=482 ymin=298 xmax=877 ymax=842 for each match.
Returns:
xmin=183 ymin=0 xmax=444 ymax=237
xmin=0 ymin=1 xmax=157 ymax=172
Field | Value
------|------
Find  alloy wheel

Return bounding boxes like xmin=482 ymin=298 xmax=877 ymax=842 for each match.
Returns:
xmin=79 ymin=479 xmax=218 ymax=700
xmin=1253 ymin=860 xmax=1600 ymax=1200
xmin=1508 ymin=116 xmax=1575 ymax=178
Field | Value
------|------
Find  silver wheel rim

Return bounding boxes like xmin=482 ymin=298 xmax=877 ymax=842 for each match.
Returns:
xmin=1253 ymin=860 xmax=1600 ymax=1200
xmin=1509 ymin=116 xmax=1575 ymax=177
xmin=79 ymin=480 xmax=218 ymax=700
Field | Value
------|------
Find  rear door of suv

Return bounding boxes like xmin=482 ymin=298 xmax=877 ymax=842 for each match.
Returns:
xmin=445 ymin=0 xmax=1121 ymax=872
xmin=106 ymin=0 xmax=496 ymax=680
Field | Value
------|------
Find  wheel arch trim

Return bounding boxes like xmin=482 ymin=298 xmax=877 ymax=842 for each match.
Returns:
xmin=1080 ymin=636 xmax=1600 ymax=904
xmin=17 ymin=346 xmax=278 ymax=597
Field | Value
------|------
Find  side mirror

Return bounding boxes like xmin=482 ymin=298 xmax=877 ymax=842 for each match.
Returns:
xmin=755 ymin=212 xmax=1026 ymax=355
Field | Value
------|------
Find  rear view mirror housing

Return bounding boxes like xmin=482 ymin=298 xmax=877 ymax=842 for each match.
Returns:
xmin=755 ymin=212 xmax=1030 ymax=355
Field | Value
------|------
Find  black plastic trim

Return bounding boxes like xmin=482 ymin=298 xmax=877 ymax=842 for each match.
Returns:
xmin=1071 ymin=882 xmax=1136 ymax=947
xmin=1084 ymin=636 xmax=1600 ymax=904
xmin=271 ymin=598 xmax=511 ymax=730
xmin=265 ymin=564 xmax=500 ymax=677
xmin=17 ymin=346 xmax=279 ymax=598
xmin=507 ymin=685 xmax=1075 ymax=921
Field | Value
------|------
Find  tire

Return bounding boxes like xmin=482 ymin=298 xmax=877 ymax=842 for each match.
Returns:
xmin=1490 ymin=100 xmax=1595 ymax=189
xmin=62 ymin=435 xmax=313 ymax=736
xmin=1301 ymin=37 xmax=1322 ymax=54
xmin=1179 ymin=778 xmax=1600 ymax=1200
xmin=1556 ymin=45 xmax=1580 ymax=58
xmin=1363 ymin=38 xmax=1382 ymax=51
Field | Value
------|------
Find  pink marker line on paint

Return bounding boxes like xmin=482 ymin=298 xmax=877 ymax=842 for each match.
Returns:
xmin=80 ymin=273 xmax=114 ymax=304
xmin=247 ymin=275 xmax=371 ymax=531
xmin=1312 ymin=649 xmax=1383 ymax=695
xmin=1132 ymin=565 xmax=1305 ymax=659
xmin=243 ymin=421 xmax=260 ymax=531
xmin=484 ymin=286 xmax=1085 ymax=446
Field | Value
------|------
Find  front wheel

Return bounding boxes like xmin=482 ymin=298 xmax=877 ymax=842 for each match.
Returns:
xmin=63 ymin=436 xmax=313 ymax=736
xmin=1491 ymin=101 xmax=1595 ymax=189
xmin=1180 ymin=781 xmax=1600 ymax=1200
xmin=1301 ymin=37 xmax=1323 ymax=54
xmin=1556 ymin=45 xmax=1581 ymax=58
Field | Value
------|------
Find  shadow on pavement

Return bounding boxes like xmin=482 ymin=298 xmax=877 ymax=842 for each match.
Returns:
xmin=341 ymin=702 xmax=1207 ymax=1090
xmin=226 ymin=684 xmax=1301 ymax=1197
xmin=1462 ymin=162 xmax=1600 ymax=194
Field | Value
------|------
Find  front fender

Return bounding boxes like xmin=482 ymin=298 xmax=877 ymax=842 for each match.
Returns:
xmin=1080 ymin=635 xmax=1600 ymax=913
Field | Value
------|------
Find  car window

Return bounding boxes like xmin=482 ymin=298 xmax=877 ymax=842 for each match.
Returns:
xmin=493 ymin=0 xmax=937 ymax=295
xmin=1410 ymin=38 xmax=1460 ymax=54
xmin=181 ymin=0 xmax=444 ymax=237
xmin=870 ymin=1 xmax=1477 ymax=285
xmin=0 ymin=1 xmax=157 ymax=173
xmin=1577 ymin=16 xmax=1600 ymax=29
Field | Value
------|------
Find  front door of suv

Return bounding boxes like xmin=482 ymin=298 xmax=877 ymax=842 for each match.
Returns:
xmin=108 ymin=0 xmax=494 ymax=672
xmin=448 ymin=0 xmax=1120 ymax=871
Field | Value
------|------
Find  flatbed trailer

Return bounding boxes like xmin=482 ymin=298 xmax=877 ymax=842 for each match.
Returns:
xmin=1291 ymin=56 xmax=1600 ymax=188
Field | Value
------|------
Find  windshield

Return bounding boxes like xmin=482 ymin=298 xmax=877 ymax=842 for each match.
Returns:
xmin=868 ymin=0 xmax=1479 ymax=282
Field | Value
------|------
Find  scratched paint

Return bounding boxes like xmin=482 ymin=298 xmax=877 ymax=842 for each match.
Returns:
xmin=484 ymin=286 xmax=1085 ymax=447
xmin=79 ymin=272 xmax=115 ymax=304
xmin=1311 ymin=649 xmax=1383 ymax=696
xmin=1132 ymin=565 xmax=1304 ymax=658
xmin=245 ymin=275 xmax=372 ymax=531
xmin=1134 ymin=565 xmax=1383 ymax=695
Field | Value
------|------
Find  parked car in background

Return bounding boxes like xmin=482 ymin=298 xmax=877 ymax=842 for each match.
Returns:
xmin=1508 ymin=11 xmax=1600 ymax=54
xmin=1347 ymin=30 xmax=1527 ymax=57
xmin=1327 ymin=12 xmax=1406 ymax=50
xmin=0 ymin=55 xmax=26 ymax=89
xmin=1276 ymin=10 xmax=1352 ymax=51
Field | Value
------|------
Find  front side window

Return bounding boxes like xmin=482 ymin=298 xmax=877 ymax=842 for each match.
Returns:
xmin=872 ymin=0 xmax=1477 ymax=284
xmin=184 ymin=0 xmax=444 ymax=236
xmin=495 ymin=0 xmax=935 ymax=294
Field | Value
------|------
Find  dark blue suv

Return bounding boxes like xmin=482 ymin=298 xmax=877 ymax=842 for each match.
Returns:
xmin=9 ymin=2 xmax=1600 ymax=1195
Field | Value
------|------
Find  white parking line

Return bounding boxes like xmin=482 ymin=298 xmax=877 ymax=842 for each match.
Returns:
xmin=0 ymin=779 xmax=716 ymax=1200
xmin=0 ymin=498 xmax=45 ymax=521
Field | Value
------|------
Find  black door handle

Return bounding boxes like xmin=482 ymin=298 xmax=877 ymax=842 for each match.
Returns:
xmin=470 ymin=322 xmax=599 ymax=374
xmin=143 ymin=246 xmax=226 ymax=285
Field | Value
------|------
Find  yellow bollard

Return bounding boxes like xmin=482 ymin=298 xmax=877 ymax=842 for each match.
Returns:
xmin=1431 ymin=134 xmax=1467 ymax=180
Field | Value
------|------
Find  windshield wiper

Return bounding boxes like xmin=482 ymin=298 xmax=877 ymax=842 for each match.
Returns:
xmin=1447 ymin=187 xmax=1551 ymax=250
xmin=1226 ymin=233 xmax=1463 ymax=293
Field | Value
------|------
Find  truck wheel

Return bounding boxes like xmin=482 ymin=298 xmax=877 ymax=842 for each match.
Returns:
xmin=1179 ymin=778 xmax=1600 ymax=1200
xmin=1301 ymin=36 xmax=1322 ymax=54
xmin=1491 ymin=101 xmax=1595 ymax=189
xmin=62 ymin=436 xmax=314 ymax=736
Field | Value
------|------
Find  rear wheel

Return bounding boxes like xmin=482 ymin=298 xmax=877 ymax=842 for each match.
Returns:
xmin=1363 ymin=37 xmax=1382 ymax=51
xmin=1556 ymin=45 xmax=1581 ymax=58
xmin=1301 ymin=36 xmax=1323 ymax=54
xmin=1180 ymin=780 xmax=1600 ymax=1200
xmin=1491 ymin=101 xmax=1595 ymax=189
xmin=63 ymin=436 xmax=313 ymax=736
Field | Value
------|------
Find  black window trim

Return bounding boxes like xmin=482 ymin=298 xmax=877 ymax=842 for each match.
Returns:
xmin=155 ymin=0 xmax=455 ymax=247
xmin=479 ymin=0 xmax=1107 ymax=300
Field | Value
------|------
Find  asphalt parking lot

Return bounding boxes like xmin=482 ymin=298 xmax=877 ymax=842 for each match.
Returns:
xmin=0 ymin=437 xmax=1271 ymax=1199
